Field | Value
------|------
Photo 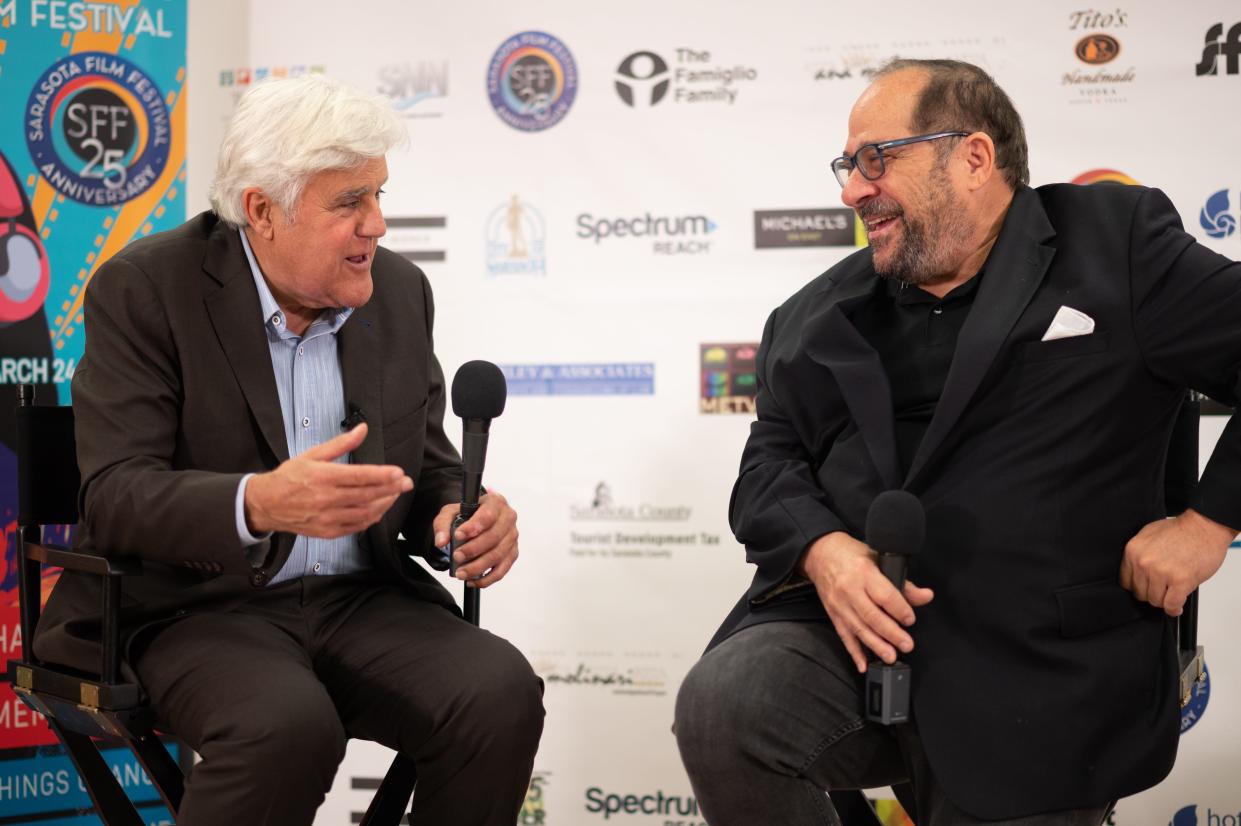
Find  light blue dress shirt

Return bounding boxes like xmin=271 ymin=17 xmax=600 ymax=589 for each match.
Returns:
xmin=233 ymin=230 xmax=370 ymax=584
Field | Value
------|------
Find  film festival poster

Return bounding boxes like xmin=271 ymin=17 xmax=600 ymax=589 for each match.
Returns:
xmin=0 ymin=1 xmax=186 ymax=822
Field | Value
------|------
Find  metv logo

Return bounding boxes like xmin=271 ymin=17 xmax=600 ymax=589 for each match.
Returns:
xmin=1200 ymin=190 xmax=1239 ymax=239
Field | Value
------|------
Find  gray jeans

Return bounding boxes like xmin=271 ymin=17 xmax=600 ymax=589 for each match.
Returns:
xmin=674 ymin=621 xmax=1111 ymax=826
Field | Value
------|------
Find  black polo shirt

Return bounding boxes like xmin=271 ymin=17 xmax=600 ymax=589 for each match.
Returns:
xmin=851 ymin=272 xmax=983 ymax=476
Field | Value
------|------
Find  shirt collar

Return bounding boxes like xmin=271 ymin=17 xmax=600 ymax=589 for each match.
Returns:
xmin=238 ymin=229 xmax=353 ymax=339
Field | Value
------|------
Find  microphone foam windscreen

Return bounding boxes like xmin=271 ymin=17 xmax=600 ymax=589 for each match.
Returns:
xmin=865 ymin=490 xmax=925 ymax=557
xmin=451 ymin=360 xmax=507 ymax=419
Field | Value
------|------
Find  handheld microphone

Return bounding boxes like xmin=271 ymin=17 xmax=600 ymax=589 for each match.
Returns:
xmin=863 ymin=490 xmax=925 ymax=726
xmin=865 ymin=489 xmax=925 ymax=591
xmin=449 ymin=360 xmax=507 ymax=626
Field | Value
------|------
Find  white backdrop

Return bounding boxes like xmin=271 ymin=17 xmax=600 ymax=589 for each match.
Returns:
xmin=181 ymin=1 xmax=1241 ymax=823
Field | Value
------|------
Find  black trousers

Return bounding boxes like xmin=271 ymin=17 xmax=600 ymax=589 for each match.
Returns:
xmin=131 ymin=574 xmax=545 ymax=826
xmin=674 ymin=621 xmax=1111 ymax=825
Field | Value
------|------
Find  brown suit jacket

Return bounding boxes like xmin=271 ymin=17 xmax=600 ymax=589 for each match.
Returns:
xmin=34 ymin=211 xmax=463 ymax=675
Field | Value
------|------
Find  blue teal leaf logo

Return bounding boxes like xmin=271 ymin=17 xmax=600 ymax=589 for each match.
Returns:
xmin=1200 ymin=189 xmax=1237 ymax=239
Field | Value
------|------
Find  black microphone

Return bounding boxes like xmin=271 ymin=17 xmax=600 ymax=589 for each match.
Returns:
xmin=863 ymin=490 xmax=925 ymax=726
xmin=340 ymin=403 xmax=366 ymax=430
xmin=865 ymin=489 xmax=925 ymax=591
xmin=449 ymin=361 xmax=507 ymax=626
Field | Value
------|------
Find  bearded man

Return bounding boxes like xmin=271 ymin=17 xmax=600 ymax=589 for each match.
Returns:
xmin=675 ymin=58 xmax=1239 ymax=825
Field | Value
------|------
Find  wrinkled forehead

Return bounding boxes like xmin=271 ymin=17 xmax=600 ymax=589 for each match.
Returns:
xmin=842 ymin=69 xmax=927 ymax=154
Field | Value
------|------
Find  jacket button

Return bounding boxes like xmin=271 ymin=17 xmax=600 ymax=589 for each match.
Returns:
xmin=250 ymin=571 xmax=267 ymax=586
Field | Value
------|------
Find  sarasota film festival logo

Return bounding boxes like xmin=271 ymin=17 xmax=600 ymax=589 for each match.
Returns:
xmin=575 ymin=211 xmax=718 ymax=255
xmin=519 ymin=771 xmax=549 ymax=826
xmin=25 ymin=52 xmax=172 ymax=206
xmin=1195 ymin=22 xmax=1241 ymax=76
xmin=487 ymin=31 xmax=578 ymax=131
xmin=376 ymin=60 xmax=448 ymax=118
xmin=485 ymin=196 xmax=546 ymax=276
xmin=1200 ymin=189 xmax=1239 ymax=240
xmin=613 ymin=48 xmax=757 ymax=107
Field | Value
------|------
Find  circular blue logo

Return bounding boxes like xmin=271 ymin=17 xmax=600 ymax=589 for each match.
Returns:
xmin=1179 ymin=662 xmax=1210 ymax=735
xmin=486 ymin=31 xmax=577 ymax=132
xmin=1169 ymin=804 xmax=1198 ymax=826
xmin=25 ymin=52 xmax=171 ymax=205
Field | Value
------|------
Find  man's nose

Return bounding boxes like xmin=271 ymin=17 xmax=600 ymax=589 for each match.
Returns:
xmin=840 ymin=169 xmax=877 ymax=209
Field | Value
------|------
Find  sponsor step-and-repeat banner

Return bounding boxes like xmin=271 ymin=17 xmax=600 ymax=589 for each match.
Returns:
xmin=0 ymin=0 xmax=187 ymax=823
xmin=283 ymin=1 xmax=1238 ymax=823
xmin=2 ymin=0 xmax=1240 ymax=822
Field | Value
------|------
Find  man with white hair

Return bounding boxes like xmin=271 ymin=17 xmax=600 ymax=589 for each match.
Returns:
xmin=35 ymin=75 xmax=544 ymax=825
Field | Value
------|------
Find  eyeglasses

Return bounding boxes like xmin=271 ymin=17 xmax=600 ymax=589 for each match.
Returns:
xmin=830 ymin=131 xmax=969 ymax=188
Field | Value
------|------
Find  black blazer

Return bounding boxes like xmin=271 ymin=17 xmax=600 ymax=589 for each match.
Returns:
xmin=713 ymin=184 xmax=1241 ymax=818
xmin=35 ymin=212 xmax=464 ymax=676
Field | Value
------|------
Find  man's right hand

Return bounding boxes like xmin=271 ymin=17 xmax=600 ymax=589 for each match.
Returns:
xmin=800 ymin=531 xmax=934 ymax=673
xmin=244 ymin=423 xmax=413 ymax=538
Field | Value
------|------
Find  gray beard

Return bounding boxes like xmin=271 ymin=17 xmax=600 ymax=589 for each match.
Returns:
xmin=868 ymin=174 xmax=971 ymax=286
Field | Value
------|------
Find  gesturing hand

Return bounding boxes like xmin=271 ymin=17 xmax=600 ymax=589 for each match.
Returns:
xmin=433 ymin=490 xmax=519 ymax=588
xmin=244 ymin=423 xmax=412 ymax=538
xmin=801 ymin=531 xmax=935 ymax=673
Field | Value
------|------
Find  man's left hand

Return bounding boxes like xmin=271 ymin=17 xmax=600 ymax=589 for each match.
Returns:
xmin=1120 ymin=508 xmax=1234 ymax=616
xmin=433 ymin=491 xmax=519 ymax=588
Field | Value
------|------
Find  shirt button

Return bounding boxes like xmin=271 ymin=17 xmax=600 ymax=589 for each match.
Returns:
xmin=301 ymin=416 xmax=311 ymax=428
xmin=271 ymin=313 xmax=281 ymax=325
xmin=313 ymin=562 xmax=322 ymax=573
xmin=932 ymin=306 xmax=943 ymax=315
xmin=297 ymin=346 xmax=304 ymax=356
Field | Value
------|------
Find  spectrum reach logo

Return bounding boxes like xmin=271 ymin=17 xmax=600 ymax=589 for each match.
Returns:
xmin=576 ymin=212 xmax=717 ymax=255
xmin=500 ymin=364 xmax=655 ymax=396
xmin=1200 ymin=189 xmax=1239 ymax=239
xmin=487 ymin=31 xmax=578 ymax=131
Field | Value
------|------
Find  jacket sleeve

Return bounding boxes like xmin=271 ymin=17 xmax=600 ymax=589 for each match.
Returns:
xmin=728 ymin=306 xmax=850 ymax=604
xmin=1130 ymin=186 xmax=1241 ymax=530
xmin=72 ymin=256 xmax=254 ymax=573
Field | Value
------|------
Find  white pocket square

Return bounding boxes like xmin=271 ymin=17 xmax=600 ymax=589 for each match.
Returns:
xmin=1041 ymin=306 xmax=1095 ymax=341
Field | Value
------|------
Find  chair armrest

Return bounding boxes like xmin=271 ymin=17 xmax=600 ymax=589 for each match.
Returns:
xmin=26 ymin=542 xmax=142 ymax=577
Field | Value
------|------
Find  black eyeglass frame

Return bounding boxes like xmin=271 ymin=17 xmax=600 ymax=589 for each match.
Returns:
xmin=830 ymin=131 xmax=970 ymax=188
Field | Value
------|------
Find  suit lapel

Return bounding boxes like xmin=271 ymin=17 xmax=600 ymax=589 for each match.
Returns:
xmin=337 ymin=301 xmax=388 ymax=556
xmin=202 ymin=225 xmax=289 ymax=464
xmin=802 ymin=272 xmax=902 ymax=491
xmin=338 ymin=301 xmax=383 ymax=467
xmin=904 ymin=187 xmax=1057 ymax=489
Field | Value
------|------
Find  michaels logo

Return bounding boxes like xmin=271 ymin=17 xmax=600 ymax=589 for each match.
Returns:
xmin=576 ymin=212 xmax=718 ymax=255
xmin=377 ymin=60 xmax=448 ymax=117
xmin=614 ymin=48 xmax=757 ymax=107
xmin=1196 ymin=23 xmax=1241 ymax=76
xmin=1200 ymin=189 xmax=1239 ymax=239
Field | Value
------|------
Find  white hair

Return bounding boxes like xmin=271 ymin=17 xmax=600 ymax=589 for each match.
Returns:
xmin=209 ymin=74 xmax=406 ymax=227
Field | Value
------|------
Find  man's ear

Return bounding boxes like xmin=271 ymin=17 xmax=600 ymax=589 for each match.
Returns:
xmin=241 ymin=188 xmax=276 ymax=240
xmin=959 ymin=132 xmax=997 ymax=191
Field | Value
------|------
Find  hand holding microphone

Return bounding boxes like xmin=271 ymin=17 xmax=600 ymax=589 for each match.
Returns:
xmin=429 ymin=361 xmax=518 ymax=624
xmin=799 ymin=491 xmax=934 ymax=675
